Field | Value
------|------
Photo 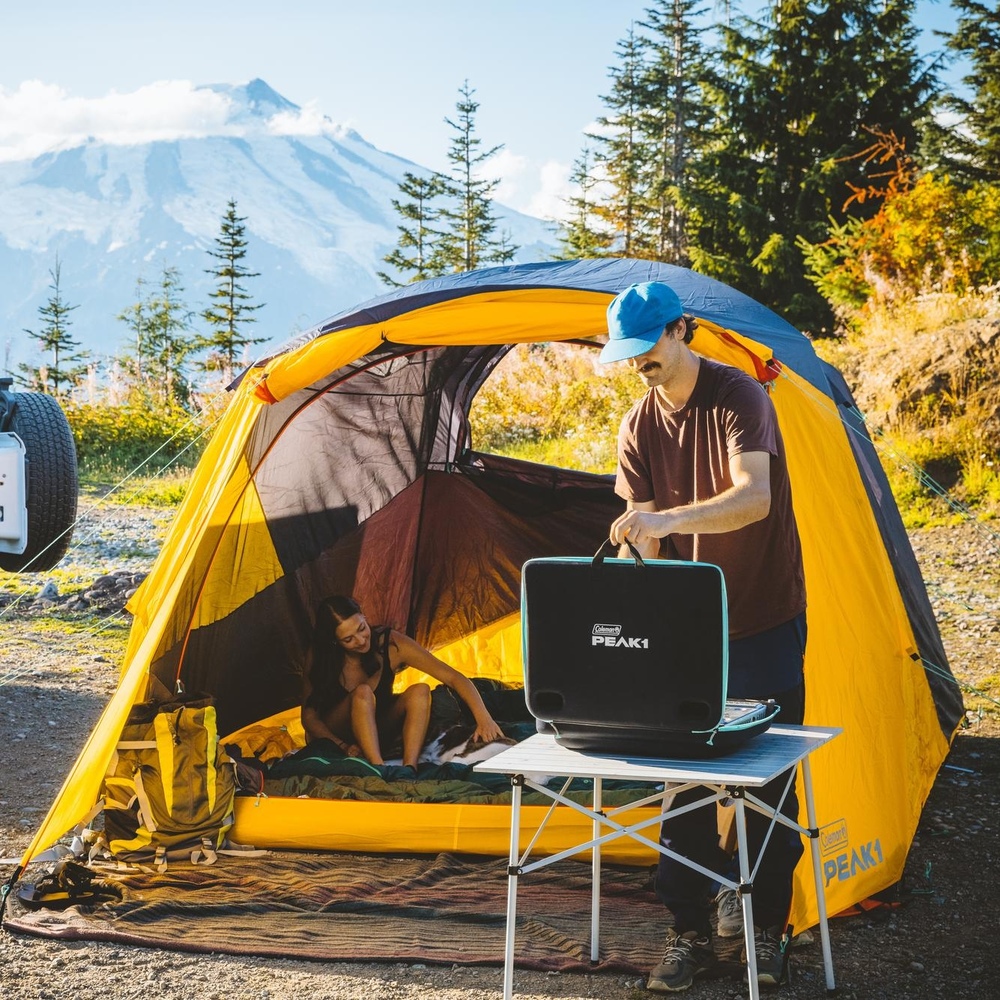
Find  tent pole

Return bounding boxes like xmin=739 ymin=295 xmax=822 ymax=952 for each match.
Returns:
xmin=0 ymin=865 xmax=24 ymax=924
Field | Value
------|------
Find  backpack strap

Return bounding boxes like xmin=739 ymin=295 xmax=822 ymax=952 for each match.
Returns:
xmin=189 ymin=837 xmax=218 ymax=866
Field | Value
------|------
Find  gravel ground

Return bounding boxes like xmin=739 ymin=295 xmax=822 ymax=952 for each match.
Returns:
xmin=1 ymin=495 xmax=999 ymax=999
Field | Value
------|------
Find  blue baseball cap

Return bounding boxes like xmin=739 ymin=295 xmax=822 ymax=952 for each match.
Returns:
xmin=600 ymin=282 xmax=684 ymax=363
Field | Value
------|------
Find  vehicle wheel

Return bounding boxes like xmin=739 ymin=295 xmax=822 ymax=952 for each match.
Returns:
xmin=0 ymin=391 xmax=78 ymax=572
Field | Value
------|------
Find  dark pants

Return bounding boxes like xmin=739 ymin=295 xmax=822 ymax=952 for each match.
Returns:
xmin=654 ymin=614 xmax=807 ymax=937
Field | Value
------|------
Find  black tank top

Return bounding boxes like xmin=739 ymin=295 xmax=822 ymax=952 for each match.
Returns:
xmin=308 ymin=625 xmax=395 ymax=716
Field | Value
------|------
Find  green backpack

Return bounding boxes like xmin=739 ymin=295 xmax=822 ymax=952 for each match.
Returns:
xmin=100 ymin=696 xmax=236 ymax=868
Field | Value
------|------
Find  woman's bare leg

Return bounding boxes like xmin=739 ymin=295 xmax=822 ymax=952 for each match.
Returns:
xmin=349 ymin=685 xmax=384 ymax=764
xmin=396 ymin=683 xmax=431 ymax=769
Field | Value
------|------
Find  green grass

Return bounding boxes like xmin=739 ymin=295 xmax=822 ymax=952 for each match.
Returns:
xmin=494 ymin=434 xmax=617 ymax=476
xmin=874 ymin=418 xmax=1000 ymax=529
xmin=810 ymin=290 xmax=1000 ymax=528
xmin=80 ymin=473 xmax=190 ymax=508
xmin=7 ymin=615 xmax=88 ymax=636
xmin=65 ymin=397 xmax=209 ymax=485
xmin=0 ymin=574 xmax=42 ymax=597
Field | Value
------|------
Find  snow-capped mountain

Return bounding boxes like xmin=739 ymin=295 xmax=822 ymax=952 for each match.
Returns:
xmin=0 ymin=79 xmax=558 ymax=374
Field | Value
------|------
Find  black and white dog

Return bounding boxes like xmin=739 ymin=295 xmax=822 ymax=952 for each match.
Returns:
xmin=418 ymin=724 xmax=516 ymax=765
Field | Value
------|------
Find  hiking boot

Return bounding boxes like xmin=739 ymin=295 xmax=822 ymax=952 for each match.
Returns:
xmin=715 ymin=887 xmax=743 ymax=937
xmin=742 ymin=925 xmax=787 ymax=987
xmin=647 ymin=927 xmax=717 ymax=992
xmin=791 ymin=927 xmax=813 ymax=948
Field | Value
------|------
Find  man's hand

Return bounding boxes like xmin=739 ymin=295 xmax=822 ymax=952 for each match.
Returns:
xmin=611 ymin=452 xmax=772 ymax=547
xmin=610 ymin=508 xmax=673 ymax=546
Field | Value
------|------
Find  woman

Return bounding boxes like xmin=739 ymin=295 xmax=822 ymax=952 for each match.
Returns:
xmin=301 ymin=595 xmax=505 ymax=771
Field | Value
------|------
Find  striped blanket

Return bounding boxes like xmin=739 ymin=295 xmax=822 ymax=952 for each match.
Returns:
xmin=6 ymin=850 xmax=666 ymax=973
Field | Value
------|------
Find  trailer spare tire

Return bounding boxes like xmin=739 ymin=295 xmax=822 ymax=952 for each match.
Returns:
xmin=0 ymin=391 xmax=78 ymax=572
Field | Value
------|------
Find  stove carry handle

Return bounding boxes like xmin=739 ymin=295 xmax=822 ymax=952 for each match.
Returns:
xmin=591 ymin=536 xmax=646 ymax=568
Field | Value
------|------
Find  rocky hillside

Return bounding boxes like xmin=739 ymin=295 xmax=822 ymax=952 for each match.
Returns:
xmin=817 ymin=301 xmax=1000 ymax=502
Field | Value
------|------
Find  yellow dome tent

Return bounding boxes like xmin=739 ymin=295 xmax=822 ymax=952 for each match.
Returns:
xmin=14 ymin=259 xmax=962 ymax=935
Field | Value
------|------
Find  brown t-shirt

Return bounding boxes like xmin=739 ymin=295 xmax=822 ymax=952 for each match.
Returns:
xmin=615 ymin=358 xmax=806 ymax=640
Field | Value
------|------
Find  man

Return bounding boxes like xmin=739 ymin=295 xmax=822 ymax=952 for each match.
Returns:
xmin=601 ymin=282 xmax=807 ymax=992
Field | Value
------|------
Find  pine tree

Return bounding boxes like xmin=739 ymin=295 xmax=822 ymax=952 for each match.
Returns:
xmin=568 ymin=5 xmax=715 ymax=263
xmin=378 ymin=171 xmax=449 ymax=285
xmin=436 ymin=81 xmax=518 ymax=272
xmin=688 ymin=0 xmax=938 ymax=332
xmin=118 ymin=266 xmax=195 ymax=405
xmin=588 ymin=26 xmax=649 ymax=256
xmin=940 ymin=0 xmax=1000 ymax=184
xmin=20 ymin=258 xmax=88 ymax=396
xmin=199 ymin=198 xmax=266 ymax=379
xmin=118 ymin=274 xmax=151 ymax=383
xmin=635 ymin=0 xmax=718 ymax=264
xmin=147 ymin=265 xmax=195 ymax=407
xmin=556 ymin=147 xmax=615 ymax=258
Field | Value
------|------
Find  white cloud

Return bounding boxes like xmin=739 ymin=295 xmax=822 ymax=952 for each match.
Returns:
xmin=525 ymin=160 xmax=574 ymax=222
xmin=0 ymin=80 xmax=239 ymax=163
xmin=266 ymin=102 xmax=334 ymax=137
xmin=488 ymin=147 xmax=529 ymax=204
xmin=490 ymin=149 xmax=575 ymax=223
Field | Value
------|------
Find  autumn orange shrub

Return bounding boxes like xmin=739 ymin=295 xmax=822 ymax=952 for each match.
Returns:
xmin=801 ymin=174 xmax=1000 ymax=313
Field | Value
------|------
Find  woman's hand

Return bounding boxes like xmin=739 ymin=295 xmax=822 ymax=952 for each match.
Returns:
xmin=471 ymin=718 xmax=505 ymax=744
xmin=389 ymin=632 xmax=507 ymax=746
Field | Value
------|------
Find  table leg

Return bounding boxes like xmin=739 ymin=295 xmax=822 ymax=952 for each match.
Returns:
xmin=802 ymin=755 xmax=836 ymax=991
xmin=591 ymin=776 xmax=602 ymax=963
xmin=503 ymin=777 xmax=523 ymax=1000
xmin=733 ymin=791 xmax=760 ymax=1000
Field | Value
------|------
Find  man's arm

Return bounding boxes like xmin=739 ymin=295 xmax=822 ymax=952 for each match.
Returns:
xmin=609 ymin=450 xmax=772 ymax=547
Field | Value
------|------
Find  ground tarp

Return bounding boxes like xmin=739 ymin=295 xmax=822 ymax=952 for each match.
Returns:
xmin=6 ymin=851 xmax=666 ymax=973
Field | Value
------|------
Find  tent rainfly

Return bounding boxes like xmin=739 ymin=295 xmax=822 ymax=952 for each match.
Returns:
xmin=20 ymin=258 xmax=963 ymax=933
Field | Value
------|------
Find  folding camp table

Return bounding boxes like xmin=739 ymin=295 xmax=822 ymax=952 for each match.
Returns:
xmin=475 ymin=724 xmax=841 ymax=1000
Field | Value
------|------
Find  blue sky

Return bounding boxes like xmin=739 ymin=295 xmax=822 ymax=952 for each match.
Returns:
xmin=0 ymin=1 xmax=965 ymax=220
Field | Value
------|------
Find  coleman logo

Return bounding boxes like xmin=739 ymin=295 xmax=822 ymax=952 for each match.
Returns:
xmin=820 ymin=819 xmax=849 ymax=857
xmin=819 ymin=818 xmax=885 ymax=886
xmin=592 ymin=624 xmax=621 ymax=636
xmin=591 ymin=623 xmax=650 ymax=648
